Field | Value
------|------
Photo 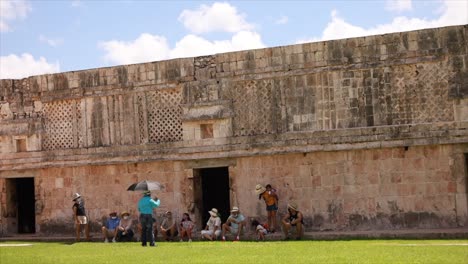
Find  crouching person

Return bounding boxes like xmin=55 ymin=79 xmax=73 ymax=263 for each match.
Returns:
xmin=201 ymin=208 xmax=221 ymax=241
xmin=221 ymin=206 xmax=246 ymax=241
xmin=116 ymin=212 xmax=134 ymax=242
xmin=102 ymin=212 xmax=120 ymax=243
xmin=281 ymin=202 xmax=304 ymax=240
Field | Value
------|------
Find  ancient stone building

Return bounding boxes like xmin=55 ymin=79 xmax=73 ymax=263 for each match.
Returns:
xmin=0 ymin=25 xmax=467 ymax=236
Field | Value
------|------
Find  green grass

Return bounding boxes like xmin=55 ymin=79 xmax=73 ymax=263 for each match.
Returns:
xmin=1 ymin=240 xmax=467 ymax=264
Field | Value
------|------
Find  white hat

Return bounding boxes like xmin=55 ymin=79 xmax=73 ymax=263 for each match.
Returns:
xmin=72 ymin=193 xmax=81 ymax=201
xmin=255 ymin=184 xmax=266 ymax=195
xmin=209 ymin=208 xmax=218 ymax=217
xmin=231 ymin=206 xmax=239 ymax=213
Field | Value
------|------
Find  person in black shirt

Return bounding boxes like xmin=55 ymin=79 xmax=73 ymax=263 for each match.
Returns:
xmin=72 ymin=193 xmax=90 ymax=241
xmin=281 ymin=202 xmax=304 ymax=240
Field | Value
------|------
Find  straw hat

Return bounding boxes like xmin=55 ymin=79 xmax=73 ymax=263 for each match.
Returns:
xmin=287 ymin=202 xmax=298 ymax=211
xmin=209 ymin=208 xmax=218 ymax=217
xmin=255 ymin=184 xmax=266 ymax=195
xmin=121 ymin=211 xmax=130 ymax=217
xmin=231 ymin=206 xmax=239 ymax=213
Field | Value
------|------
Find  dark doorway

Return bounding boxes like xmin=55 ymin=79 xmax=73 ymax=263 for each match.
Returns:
xmin=16 ymin=178 xmax=36 ymax=233
xmin=199 ymin=167 xmax=230 ymax=228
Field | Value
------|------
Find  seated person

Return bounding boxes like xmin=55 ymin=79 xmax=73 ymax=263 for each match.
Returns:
xmin=102 ymin=212 xmax=120 ymax=243
xmin=281 ymin=202 xmax=304 ymax=240
xmin=116 ymin=211 xmax=134 ymax=242
xmin=251 ymin=219 xmax=268 ymax=241
xmin=221 ymin=206 xmax=246 ymax=241
xmin=179 ymin=212 xmax=195 ymax=242
xmin=201 ymin=208 xmax=221 ymax=241
xmin=160 ymin=211 xmax=178 ymax=241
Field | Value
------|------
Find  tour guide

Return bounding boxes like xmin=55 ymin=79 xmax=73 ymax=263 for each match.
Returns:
xmin=138 ymin=190 xmax=160 ymax=247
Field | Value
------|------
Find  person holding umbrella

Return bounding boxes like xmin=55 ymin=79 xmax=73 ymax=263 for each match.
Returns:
xmin=138 ymin=190 xmax=160 ymax=247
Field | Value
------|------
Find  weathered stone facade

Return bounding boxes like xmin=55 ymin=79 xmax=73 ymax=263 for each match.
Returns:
xmin=0 ymin=25 xmax=467 ymax=236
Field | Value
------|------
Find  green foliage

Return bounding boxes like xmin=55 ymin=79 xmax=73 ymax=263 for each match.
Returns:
xmin=1 ymin=240 xmax=467 ymax=264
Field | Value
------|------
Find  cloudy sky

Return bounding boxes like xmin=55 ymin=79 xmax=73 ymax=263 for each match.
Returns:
xmin=0 ymin=0 xmax=467 ymax=79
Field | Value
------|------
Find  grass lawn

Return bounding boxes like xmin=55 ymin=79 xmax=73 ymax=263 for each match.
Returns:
xmin=1 ymin=239 xmax=467 ymax=264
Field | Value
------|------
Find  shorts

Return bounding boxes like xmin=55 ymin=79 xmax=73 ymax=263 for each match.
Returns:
xmin=104 ymin=229 xmax=116 ymax=238
xmin=201 ymin=229 xmax=221 ymax=237
xmin=76 ymin=216 xmax=88 ymax=225
xmin=229 ymin=227 xmax=239 ymax=235
xmin=266 ymin=204 xmax=278 ymax=211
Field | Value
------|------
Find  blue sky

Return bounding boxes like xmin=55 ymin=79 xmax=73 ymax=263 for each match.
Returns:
xmin=0 ymin=0 xmax=467 ymax=79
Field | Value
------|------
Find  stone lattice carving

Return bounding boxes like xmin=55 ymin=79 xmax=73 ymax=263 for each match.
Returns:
xmin=231 ymin=79 xmax=276 ymax=136
xmin=145 ymin=89 xmax=183 ymax=143
xmin=390 ymin=62 xmax=452 ymax=124
xmin=42 ymin=100 xmax=80 ymax=150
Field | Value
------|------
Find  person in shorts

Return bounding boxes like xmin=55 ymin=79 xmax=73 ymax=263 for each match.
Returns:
xmin=72 ymin=193 xmax=90 ymax=241
xmin=281 ymin=202 xmax=304 ymax=240
xmin=201 ymin=208 xmax=221 ymax=241
xmin=221 ymin=206 xmax=246 ymax=241
xmin=256 ymin=184 xmax=279 ymax=232
xmin=102 ymin=212 xmax=120 ymax=242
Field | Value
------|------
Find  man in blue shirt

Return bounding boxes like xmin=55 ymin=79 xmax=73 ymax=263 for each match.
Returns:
xmin=138 ymin=190 xmax=161 ymax=246
xmin=101 ymin=212 xmax=120 ymax=243
xmin=221 ymin=206 xmax=246 ymax=241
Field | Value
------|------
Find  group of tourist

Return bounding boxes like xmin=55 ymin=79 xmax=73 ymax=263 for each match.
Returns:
xmin=71 ymin=183 xmax=304 ymax=244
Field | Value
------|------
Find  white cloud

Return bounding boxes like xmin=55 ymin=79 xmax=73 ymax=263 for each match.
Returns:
xmin=99 ymin=33 xmax=171 ymax=65
xmin=39 ymin=35 xmax=64 ymax=47
xmin=276 ymin=15 xmax=288 ymax=25
xmin=298 ymin=0 xmax=468 ymax=43
xmin=100 ymin=31 xmax=265 ymax=65
xmin=0 ymin=0 xmax=32 ymax=32
xmin=386 ymin=0 xmax=412 ymax=12
xmin=178 ymin=2 xmax=253 ymax=34
xmin=71 ymin=0 xmax=83 ymax=8
xmin=0 ymin=53 xmax=60 ymax=79
xmin=170 ymin=31 xmax=265 ymax=59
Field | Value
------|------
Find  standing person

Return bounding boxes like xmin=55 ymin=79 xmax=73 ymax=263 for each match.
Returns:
xmin=201 ymin=208 xmax=222 ymax=241
xmin=116 ymin=211 xmax=134 ymax=242
xmin=255 ymin=184 xmax=279 ymax=232
xmin=221 ymin=206 xmax=246 ymax=241
xmin=281 ymin=202 xmax=304 ymax=240
xmin=72 ymin=193 xmax=90 ymax=241
xmin=138 ymin=191 xmax=160 ymax=247
xmin=101 ymin=212 xmax=120 ymax=243
xmin=160 ymin=211 xmax=178 ymax=241
xmin=179 ymin=213 xmax=195 ymax=242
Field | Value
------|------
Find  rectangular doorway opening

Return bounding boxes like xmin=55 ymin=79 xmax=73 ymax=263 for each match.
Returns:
xmin=6 ymin=177 xmax=36 ymax=233
xmin=193 ymin=167 xmax=230 ymax=229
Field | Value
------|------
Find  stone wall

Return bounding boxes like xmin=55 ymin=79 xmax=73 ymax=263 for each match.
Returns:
xmin=0 ymin=144 xmax=466 ymax=235
xmin=0 ymin=25 xmax=467 ymax=235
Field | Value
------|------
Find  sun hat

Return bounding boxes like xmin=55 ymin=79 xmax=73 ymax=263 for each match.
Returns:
xmin=255 ymin=184 xmax=266 ymax=195
xmin=121 ymin=211 xmax=130 ymax=217
xmin=287 ymin=202 xmax=298 ymax=211
xmin=209 ymin=208 xmax=218 ymax=217
xmin=72 ymin=193 xmax=81 ymax=201
xmin=231 ymin=206 xmax=239 ymax=213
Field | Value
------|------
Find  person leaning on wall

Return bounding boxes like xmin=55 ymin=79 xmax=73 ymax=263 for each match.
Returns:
xmin=72 ymin=193 xmax=90 ymax=242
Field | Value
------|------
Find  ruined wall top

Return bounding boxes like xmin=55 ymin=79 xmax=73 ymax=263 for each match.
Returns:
xmin=0 ymin=25 xmax=467 ymax=170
